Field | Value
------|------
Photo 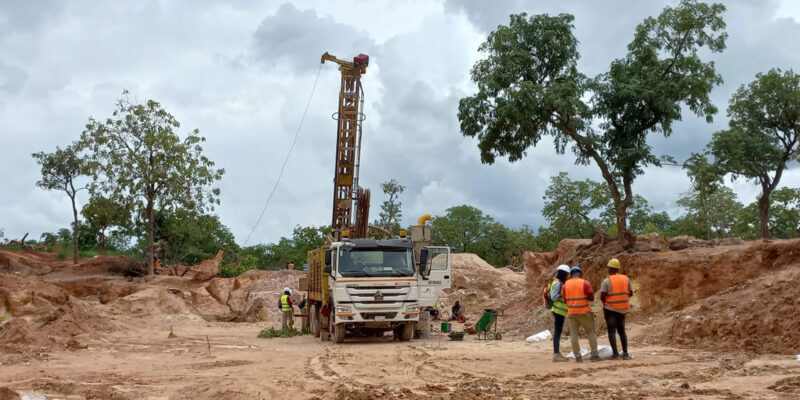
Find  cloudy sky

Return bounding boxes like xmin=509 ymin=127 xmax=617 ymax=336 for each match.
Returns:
xmin=1 ymin=0 xmax=799 ymax=244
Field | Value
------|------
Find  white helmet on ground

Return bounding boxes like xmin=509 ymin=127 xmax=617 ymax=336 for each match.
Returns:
xmin=556 ymin=264 xmax=570 ymax=274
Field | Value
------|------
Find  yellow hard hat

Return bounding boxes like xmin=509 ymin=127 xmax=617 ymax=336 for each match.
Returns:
xmin=607 ymin=258 xmax=621 ymax=269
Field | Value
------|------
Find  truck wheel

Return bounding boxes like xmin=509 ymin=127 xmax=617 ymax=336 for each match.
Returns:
xmin=399 ymin=322 xmax=414 ymax=342
xmin=311 ymin=304 xmax=321 ymax=337
xmin=330 ymin=313 xmax=345 ymax=343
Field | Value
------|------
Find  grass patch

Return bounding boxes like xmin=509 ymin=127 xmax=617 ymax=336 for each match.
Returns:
xmin=257 ymin=326 xmax=310 ymax=339
xmin=57 ymin=248 xmax=70 ymax=259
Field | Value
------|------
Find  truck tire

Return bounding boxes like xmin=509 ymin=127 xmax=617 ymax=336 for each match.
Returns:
xmin=399 ymin=322 xmax=414 ymax=342
xmin=311 ymin=303 xmax=321 ymax=337
xmin=330 ymin=313 xmax=345 ymax=343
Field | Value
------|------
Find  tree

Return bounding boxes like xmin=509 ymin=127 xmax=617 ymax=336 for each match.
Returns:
xmin=150 ymin=209 xmax=238 ymax=266
xmin=81 ymin=195 xmax=131 ymax=253
xmin=676 ymin=185 xmax=742 ymax=238
xmin=542 ymin=172 xmax=608 ymax=239
xmin=676 ymin=153 xmax=727 ymax=239
xmin=375 ymin=179 xmax=405 ymax=236
xmin=710 ymin=69 xmax=800 ymax=239
xmin=263 ymin=225 xmax=331 ymax=268
xmin=431 ymin=205 xmax=493 ymax=252
xmin=32 ymin=143 xmax=88 ymax=264
xmin=769 ymin=187 xmax=800 ymax=238
xmin=458 ymin=1 xmax=727 ymax=249
xmin=81 ymin=93 xmax=224 ymax=274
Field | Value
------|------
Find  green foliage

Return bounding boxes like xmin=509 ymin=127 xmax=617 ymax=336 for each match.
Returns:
xmin=261 ymin=225 xmax=331 ymax=268
xmin=458 ymin=1 xmax=727 ymax=245
xmin=472 ymin=223 xmax=539 ymax=267
xmin=769 ymin=187 xmax=800 ymax=238
xmin=541 ymin=172 xmax=673 ymax=245
xmin=676 ymin=185 xmax=742 ymax=239
xmin=710 ymin=69 xmax=800 ymax=238
xmin=32 ymin=142 xmax=88 ymax=264
xmin=150 ymin=209 xmax=239 ymax=266
xmin=431 ymin=205 xmax=494 ymax=252
xmin=81 ymin=195 xmax=131 ymax=253
xmin=542 ymin=172 xmax=607 ymax=239
xmin=257 ymin=327 xmax=309 ymax=338
xmin=238 ymin=244 xmax=275 ymax=270
xmin=374 ymin=179 xmax=405 ymax=236
xmin=81 ymin=92 xmax=224 ymax=272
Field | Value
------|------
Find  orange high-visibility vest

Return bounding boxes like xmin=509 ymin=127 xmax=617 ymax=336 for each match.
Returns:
xmin=564 ymin=277 xmax=591 ymax=315
xmin=604 ymin=274 xmax=630 ymax=310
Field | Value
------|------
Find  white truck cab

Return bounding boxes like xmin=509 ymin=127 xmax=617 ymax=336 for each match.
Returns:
xmin=323 ymin=237 xmax=451 ymax=342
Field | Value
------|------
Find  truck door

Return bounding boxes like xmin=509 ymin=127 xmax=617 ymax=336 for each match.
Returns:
xmin=417 ymin=246 xmax=451 ymax=307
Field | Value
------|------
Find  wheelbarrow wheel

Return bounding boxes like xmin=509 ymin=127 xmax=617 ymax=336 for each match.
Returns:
xmin=487 ymin=332 xmax=495 ymax=340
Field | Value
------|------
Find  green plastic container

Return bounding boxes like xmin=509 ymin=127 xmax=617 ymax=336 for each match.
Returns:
xmin=441 ymin=322 xmax=451 ymax=333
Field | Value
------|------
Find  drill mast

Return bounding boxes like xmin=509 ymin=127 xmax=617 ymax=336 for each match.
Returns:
xmin=321 ymin=52 xmax=371 ymax=241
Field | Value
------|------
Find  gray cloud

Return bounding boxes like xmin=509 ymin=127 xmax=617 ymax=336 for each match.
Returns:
xmin=1 ymin=0 xmax=799 ymax=245
xmin=252 ymin=3 xmax=375 ymax=72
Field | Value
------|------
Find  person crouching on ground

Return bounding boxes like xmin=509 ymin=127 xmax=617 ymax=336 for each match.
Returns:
xmin=549 ymin=264 xmax=571 ymax=362
xmin=279 ymin=287 xmax=294 ymax=330
xmin=600 ymin=258 xmax=633 ymax=360
xmin=563 ymin=266 xmax=600 ymax=362
xmin=450 ymin=301 xmax=463 ymax=321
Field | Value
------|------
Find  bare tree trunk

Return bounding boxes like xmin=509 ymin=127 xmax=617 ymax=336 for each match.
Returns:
xmin=757 ymin=191 xmax=772 ymax=240
xmin=147 ymin=197 xmax=155 ymax=275
xmin=70 ymin=195 xmax=79 ymax=265
xmin=100 ymin=227 xmax=106 ymax=255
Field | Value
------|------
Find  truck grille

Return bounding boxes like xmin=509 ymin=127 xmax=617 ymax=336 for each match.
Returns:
xmin=360 ymin=312 xmax=397 ymax=320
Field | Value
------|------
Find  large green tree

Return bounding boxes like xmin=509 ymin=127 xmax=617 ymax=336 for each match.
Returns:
xmin=81 ymin=195 xmax=131 ymax=254
xmin=32 ymin=143 xmax=88 ymax=264
xmin=710 ymin=69 xmax=800 ymax=239
xmin=458 ymin=0 xmax=726 ymax=249
xmin=81 ymin=93 xmax=224 ymax=273
xmin=431 ymin=205 xmax=493 ymax=252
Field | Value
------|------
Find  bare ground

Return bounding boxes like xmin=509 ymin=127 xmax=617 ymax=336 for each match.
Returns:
xmin=1 ymin=322 xmax=798 ymax=399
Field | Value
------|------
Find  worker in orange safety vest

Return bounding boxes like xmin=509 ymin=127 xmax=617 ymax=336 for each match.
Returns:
xmin=563 ymin=266 xmax=600 ymax=362
xmin=600 ymin=258 xmax=633 ymax=360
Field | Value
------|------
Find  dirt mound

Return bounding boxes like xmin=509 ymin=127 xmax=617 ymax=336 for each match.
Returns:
xmin=0 ymin=249 xmax=142 ymax=278
xmin=165 ymin=250 xmax=223 ymax=280
xmin=643 ymin=262 xmax=800 ymax=354
xmin=0 ymin=249 xmax=70 ymax=275
xmin=522 ymin=236 xmax=800 ymax=353
xmin=440 ymin=254 xmax=529 ymax=334
xmin=0 ymin=274 xmax=124 ymax=357
xmin=0 ymin=387 xmax=19 ymax=400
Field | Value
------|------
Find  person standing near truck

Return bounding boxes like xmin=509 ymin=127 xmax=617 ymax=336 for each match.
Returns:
xmin=600 ymin=258 xmax=633 ymax=359
xmin=549 ymin=264 xmax=571 ymax=362
xmin=279 ymin=288 xmax=294 ymax=330
xmin=563 ymin=266 xmax=600 ymax=362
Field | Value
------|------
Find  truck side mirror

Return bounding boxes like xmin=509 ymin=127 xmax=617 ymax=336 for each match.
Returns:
xmin=324 ymin=249 xmax=332 ymax=273
xmin=419 ymin=248 xmax=429 ymax=277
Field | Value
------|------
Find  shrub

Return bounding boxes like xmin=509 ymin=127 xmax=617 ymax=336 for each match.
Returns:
xmin=257 ymin=327 xmax=309 ymax=339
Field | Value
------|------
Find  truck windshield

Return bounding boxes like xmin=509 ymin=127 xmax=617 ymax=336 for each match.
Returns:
xmin=337 ymin=248 xmax=414 ymax=277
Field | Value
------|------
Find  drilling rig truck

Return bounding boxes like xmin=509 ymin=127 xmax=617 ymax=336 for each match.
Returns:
xmin=300 ymin=52 xmax=451 ymax=343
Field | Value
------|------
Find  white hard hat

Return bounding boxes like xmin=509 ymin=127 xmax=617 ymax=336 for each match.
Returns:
xmin=283 ymin=287 xmax=291 ymax=293
xmin=556 ymin=264 xmax=570 ymax=274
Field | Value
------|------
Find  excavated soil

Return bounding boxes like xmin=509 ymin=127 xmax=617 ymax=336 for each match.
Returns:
xmin=1 ymin=237 xmax=799 ymax=399
xmin=523 ymin=236 xmax=800 ymax=354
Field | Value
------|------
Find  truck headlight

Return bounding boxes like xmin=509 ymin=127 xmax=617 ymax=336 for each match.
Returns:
xmin=405 ymin=304 xmax=419 ymax=312
xmin=336 ymin=305 xmax=351 ymax=313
